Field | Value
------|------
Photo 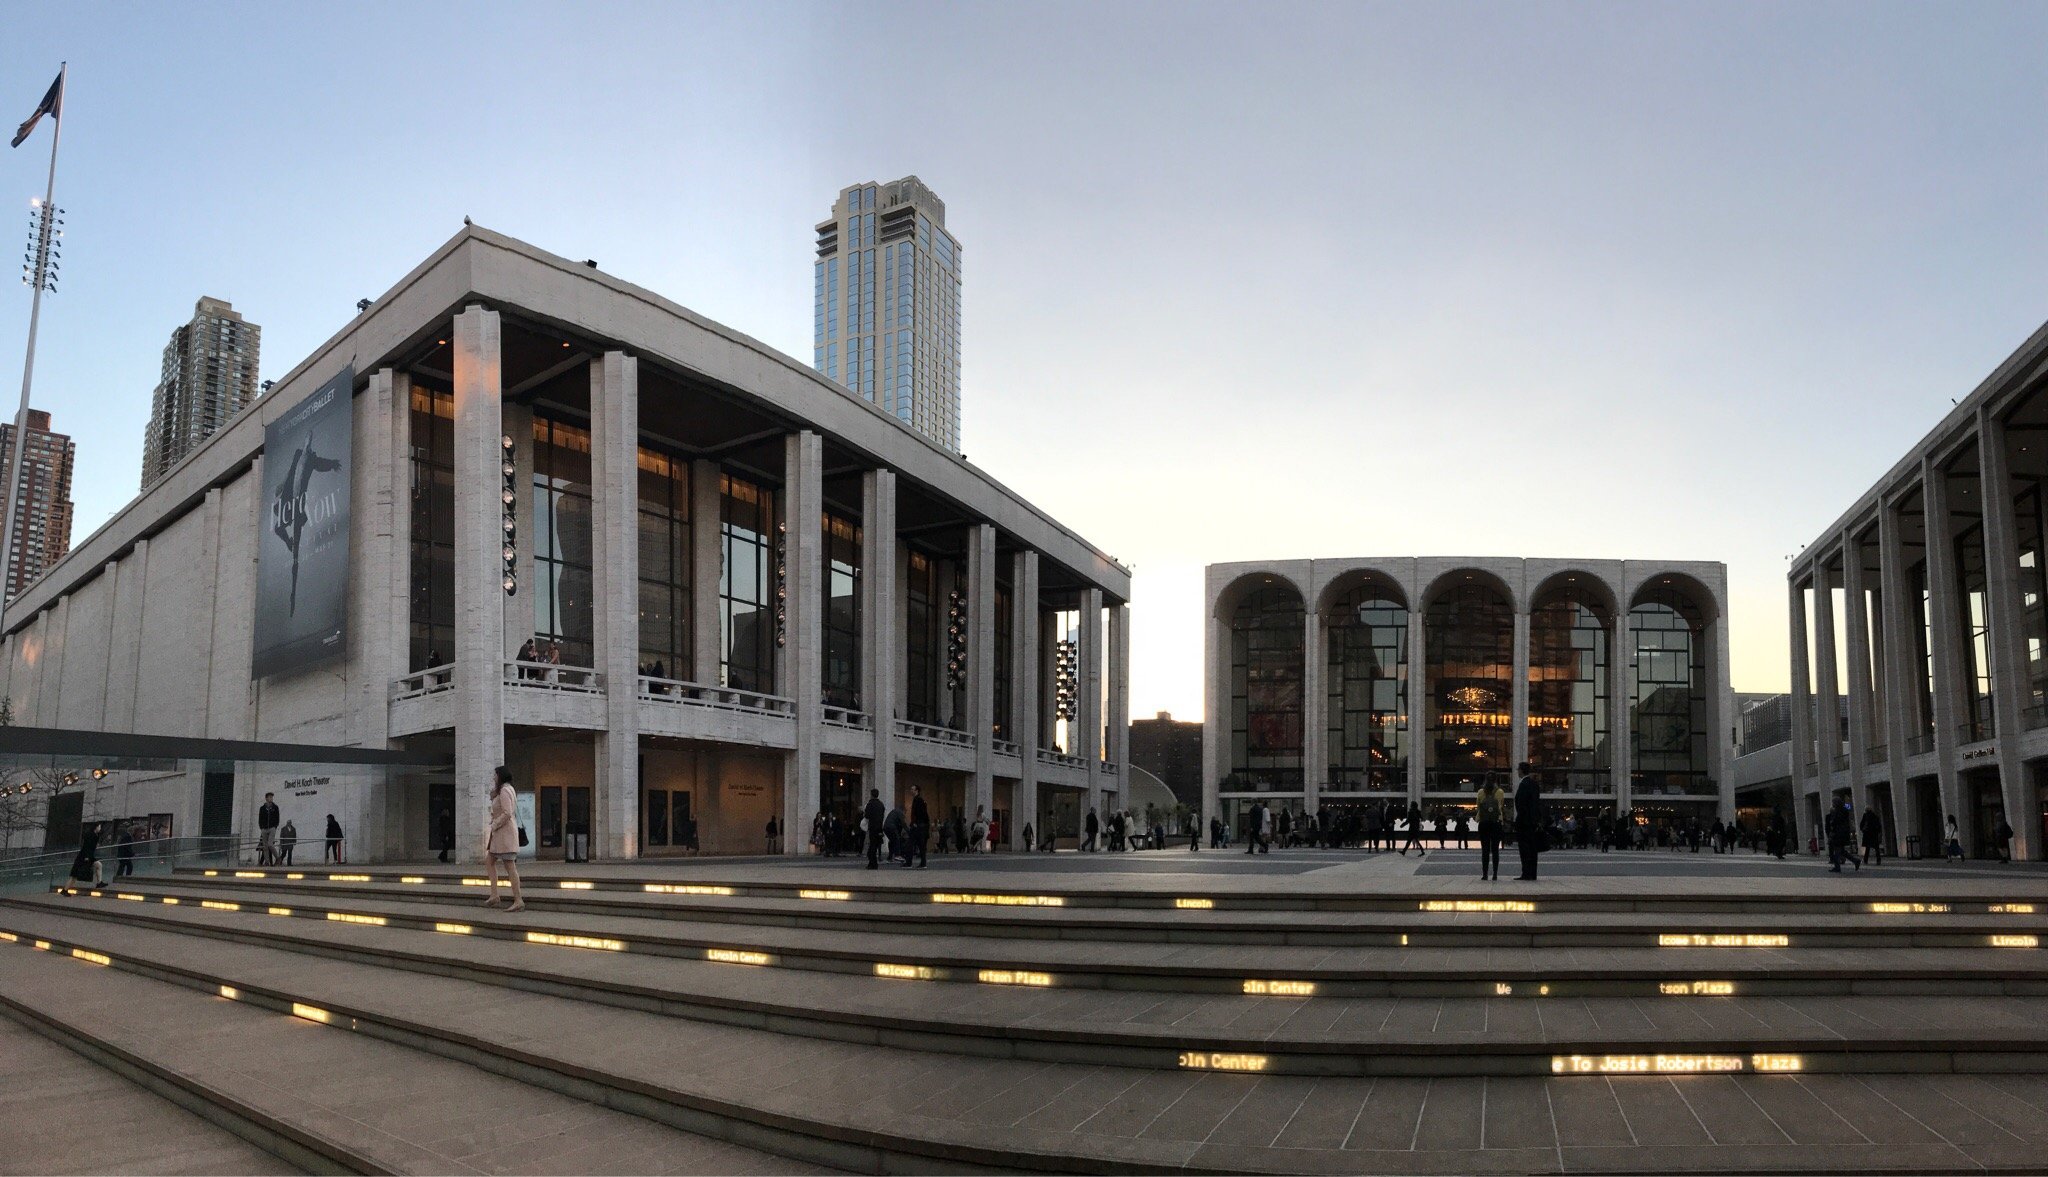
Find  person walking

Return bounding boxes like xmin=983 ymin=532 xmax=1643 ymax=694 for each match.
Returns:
xmin=115 ymin=824 xmax=135 ymax=878
xmin=1476 ymin=777 xmax=1508 ymax=881
xmin=909 ymin=785 xmax=931 ymax=868
xmin=1083 ymin=807 xmax=1100 ymax=852
xmin=1513 ymin=762 xmax=1546 ymax=881
xmin=256 ymin=792 xmax=280 ymax=865
xmin=1825 ymin=796 xmax=1859 ymax=872
xmin=1859 ymin=806 xmax=1885 ymax=866
xmin=482 ymin=765 xmax=525 ymax=911
xmin=322 ymin=814 xmax=346 ymax=864
xmin=1364 ymin=803 xmax=1382 ymax=852
xmin=1993 ymin=812 xmax=2014 ymax=864
xmin=1399 ymin=801 xmax=1426 ymax=857
xmin=437 ymin=807 xmax=454 ymax=863
xmin=279 ymin=819 xmax=298 ymax=865
xmin=863 ymin=789 xmax=886 ymax=869
xmin=69 ymin=822 xmax=104 ymax=889
xmin=1944 ymin=813 xmax=1965 ymax=862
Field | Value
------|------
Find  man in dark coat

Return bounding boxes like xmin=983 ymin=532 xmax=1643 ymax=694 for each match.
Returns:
xmin=1826 ymin=794 xmax=1859 ymax=872
xmin=1513 ymin=762 xmax=1546 ymax=881
xmin=1859 ymin=805 xmax=1885 ymax=866
xmin=863 ymin=789 xmax=886 ymax=870
xmin=908 ymin=783 xmax=930 ymax=868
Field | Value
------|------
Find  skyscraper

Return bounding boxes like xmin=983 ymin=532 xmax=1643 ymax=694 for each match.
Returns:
xmin=813 ymin=177 xmax=962 ymax=450
xmin=141 ymin=296 xmax=260 ymax=489
xmin=0 ymin=409 xmax=74 ymax=600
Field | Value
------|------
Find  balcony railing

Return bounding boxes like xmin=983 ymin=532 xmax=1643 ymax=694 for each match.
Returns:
xmin=637 ymin=676 xmax=794 ymax=717
xmin=1906 ymin=733 xmax=1936 ymax=756
xmin=894 ymin=718 xmax=974 ymax=749
xmin=393 ymin=666 xmax=455 ymax=701
xmin=1865 ymin=742 xmax=1887 ymax=765
xmin=991 ymin=739 xmax=1020 ymax=758
xmin=505 ymin=660 xmax=603 ymax=693
xmin=1830 ymin=754 xmax=1849 ymax=772
xmin=821 ymin=705 xmax=871 ymax=730
xmin=1037 ymin=748 xmax=1088 ymax=770
xmin=2027 ymin=702 xmax=2048 ymax=732
xmin=1958 ymin=718 xmax=1995 ymax=745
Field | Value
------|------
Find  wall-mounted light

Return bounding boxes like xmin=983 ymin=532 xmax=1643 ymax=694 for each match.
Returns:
xmin=501 ymin=435 xmax=518 ymax=596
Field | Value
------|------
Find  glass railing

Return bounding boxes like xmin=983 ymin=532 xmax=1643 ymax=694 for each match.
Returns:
xmin=0 ymin=836 xmax=251 ymax=896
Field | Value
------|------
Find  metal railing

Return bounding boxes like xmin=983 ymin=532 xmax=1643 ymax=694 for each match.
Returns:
xmin=1906 ymin=732 xmax=1936 ymax=756
xmin=1958 ymin=718 xmax=1995 ymax=745
xmin=505 ymin=660 xmax=603 ymax=692
xmin=1865 ymin=742 xmax=1887 ymax=765
xmin=2027 ymin=702 xmax=2048 ymax=732
xmin=393 ymin=665 xmax=455 ymax=700
xmin=636 ymin=676 xmax=794 ymax=716
xmin=894 ymin=718 xmax=974 ymax=749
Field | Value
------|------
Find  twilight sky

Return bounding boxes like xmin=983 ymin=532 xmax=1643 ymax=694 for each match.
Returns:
xmin=1 ymin=2 xmax=2044 ymax=720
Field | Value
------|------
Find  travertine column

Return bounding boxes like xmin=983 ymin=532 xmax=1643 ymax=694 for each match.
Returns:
xmin=1842 ymin=533 xmax=1874 ymax=806
xmin=1923 ymin=456 xmax=1968 ymax=848
xmin=452 ymin=306 xmax=506 ymax=862
xmin=780 ymin=432 xmax=823 ymax=853
xmin=1203 ymin=590 xmax=1226 ymax=824
xmin=1110 ymin=600 xmax=1131 ymax=812
xmin=1610 ymin=608 xmax=1631 ymax=816
xmin=1788 ymin=571 xmax=1813 ymax=849
xmin=1877 ymin=496 xmax=1917 ymax=849
xmin=1509 ymin=606 xmax=1531 ymax=775
xmin=1011 ymin=551 xmax=1040 ymax=847
xmin=1407 ymin=585 xmax=1429 ymax=803
xmin=1301 ymin=603 xmax=1325 ymax=814
xmin=966 ymin=524 xmax=998 ymax=822
xmin=354 ymin=368 xmax=402 ymax=750
xmin=590 ymin=352 xmax=641 ymax=859
xmin=860 ymin=470 xmax=898 ymax=810
xmin=1977 ymin=411 xmax=2035 ymax=860
xmin=1814 ymin=564 xmax=1842 ymax=794
xmin=1080 ymin=587 xmax=1104 ymax=804
xmin=690 ymin=460 xmax=722 ymax=683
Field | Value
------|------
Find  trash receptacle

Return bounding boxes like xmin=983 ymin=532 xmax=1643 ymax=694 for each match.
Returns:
xmin=1906 ymin=834 xmax=1921 ymax=860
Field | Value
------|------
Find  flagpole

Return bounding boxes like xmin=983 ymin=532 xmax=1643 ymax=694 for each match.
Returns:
xmin=1 ymin=62 xmax=63 ymax=609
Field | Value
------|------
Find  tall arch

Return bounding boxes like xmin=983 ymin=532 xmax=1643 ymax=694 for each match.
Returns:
xmin=1223 ymin=579 xmax=1306 ymax=790
xmin=1423 ymin=576 xmax=1514 ymax=790
xmin=1628 ymin=576 xmax=1715 ymax=807
xmin=1528 ymin=572 xmax=1615 ymax=795
xmin=1322 ymin=573 xmax=1409 ymax=792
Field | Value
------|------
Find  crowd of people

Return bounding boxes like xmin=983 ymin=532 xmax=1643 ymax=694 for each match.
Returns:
xmin=814 ymin=786 xmax=1002 ymax=867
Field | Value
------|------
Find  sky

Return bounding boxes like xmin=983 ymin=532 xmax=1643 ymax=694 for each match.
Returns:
xmin=1 ymin=1 xmax=2044 ymax=721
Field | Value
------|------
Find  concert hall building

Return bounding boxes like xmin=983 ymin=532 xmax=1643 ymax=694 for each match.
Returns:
xmin=1203 ymin=557 xmax=1732 ymax=832
xmin=0 ymin=225 xmax=1131 ymax=860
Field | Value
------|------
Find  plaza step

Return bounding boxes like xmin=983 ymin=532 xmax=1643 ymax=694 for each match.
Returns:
xmin=4 ymin=902 xmax=2048 ymax=1174
xmin=0 ymin=1002 xmax=286 ymax=1175
xmin=149 ymin=871 xmax=2048 ymax=949
xmin=0 ymin=920 xmax=837 ymax=1176
xmin=11 ymin=893 xmax=2048 ymax=1079
xmin=37 ymin=881 xmax=2048 ymax=1000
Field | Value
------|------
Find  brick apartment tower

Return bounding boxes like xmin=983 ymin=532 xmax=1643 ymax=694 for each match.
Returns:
xmin=141 ymin=296 xmax=260 ymax=489
xmin=0 ymin=408 xmax=74 ymax=600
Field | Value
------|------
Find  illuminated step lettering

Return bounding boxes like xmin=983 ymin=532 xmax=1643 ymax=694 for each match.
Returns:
xmin=400 ymin=876 xmax=426 ymax=884
xmin=1178 ymin=1052 xmax=1269 ymax=1072
xmin=325 ymin=913 xmax=387 ymax=926
xmin=1659 ymin=980 xmax=1736 ymax=996
xmin=217 ymin=985 xmax=239 ymax=1000
xmin=1243 ymin=979 xmax=1316 ymax=997
xmin=875 ymin=962 xmax=935 ymax=980
xmin=460 ymin=877 xmax=490 ymax=887
xmin=267 ymin=906 xmax=293 ymax=917
xmin=558 ymin=881 xmax=594 ymax=890
xmin=706 ymin=948 xmax=773 ymax=966
xmin=329 ymin=874 xmax=370 ymax=882
xmin=1989 ymin=903 xmax=2037 ymax=914
xmin=933 ymin=893 xmax=1065 ymax=908
xmin=291 ymin=1003 xmax=331 ymax=1024
xmin=1870 ymin=902 xmax=1950 ymax=914
xmin=234 ymin=871 xmax=266 ymax=879
xmin=1657 ymin=933 xmax=1788 ymax=948
xmin=70 ymin=948 xmax=110 ymax=966
xmin=0 ymin=931 xmax=14 ymax=942
xmin=161 ymin=897 xmax=180 ymax=905
xmin=799 ymin=889 xmax=851 ymax=901
xmin=1175 ymin=898 xmax=1215 ymax=910
xmin=200 ymin=900 xmax=241 ymax=912
xmin=1419 ymin=900 xmax=1535 ymax=913
xmin=527 ymin=931 xmax=625 ymax=952
xmin=1991 ymin=934 xmax=2040 ymax=949
xmin=977 ymin=969 xmax=1053 ymax=987
xmin=285 ymin=873 xmax=304 ymax=880
xmin=434 ymin=922 xmax=473 ymax=935
xmin=115 ymin=893 xmax=143 ymax=902
xmin=1552 ymin=1054 xmax=1745 ymax=1074
xmin=643 ymin=883 xmax=734 ymax=896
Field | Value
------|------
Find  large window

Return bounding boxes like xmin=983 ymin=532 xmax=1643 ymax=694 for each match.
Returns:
xmin=1955 ymin=520 xmax=1994 ymax=740
xmin=1325 ymin=587 xmax=1406 ymax=790
xmin=2016 ymin=482 xmax=2048 ymax=713
xmin=406 ymin=384 xmax=453 ymax=671
xmin=906 ymin=551 xmax=938 ymax=724
xmin=1228 ymin=584 xmax=1304 ymax=788
xmin=719 ymin=474 xmax=775 ymax=694
xmin=994 ymin=582 xmax=1013 ymax=740
xmin=1528 ymin=592 xmax=1609 ymax=791
xmin=1629 ymin=587 xmax=1708 ymax=795
xmin=1425 ymin=581 xmax=1513 ymax=788
xmin=531 ymin=417 xmax=594 ymax=665
xmin=1911 ymin=559 xmax=1935 ymax=738
xmin=823 ymin=513 xmax=861 ymax=709
xmin=637 ymin=449 xmax=689 ymax=679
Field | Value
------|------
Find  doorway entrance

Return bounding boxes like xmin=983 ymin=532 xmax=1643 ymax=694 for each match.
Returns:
xmin=818 ymin=767 xmax=862 ymax=855
xmin=428 ymin=781 xmax=454 ymax=860
xmin=535 ymin=784 xmax=592 ymax=860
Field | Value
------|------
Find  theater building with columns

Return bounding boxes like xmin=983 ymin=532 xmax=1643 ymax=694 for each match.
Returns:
xmin=1789 ymin=320 xmax=2048 ymax=862
xmin=1203 ymin=558 xmax=1731 ymax=834
xmin=0 ymin=226 xmax=1131 ymax=860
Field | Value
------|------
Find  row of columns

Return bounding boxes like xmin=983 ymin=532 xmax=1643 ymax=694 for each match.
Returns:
xmin=445 ymin=305 xmax=1126 ymax=861
xmin=1791 ymin=407 xmax=2038 ymax=860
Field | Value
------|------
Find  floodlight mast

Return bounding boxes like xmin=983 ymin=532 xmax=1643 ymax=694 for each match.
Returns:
xmin=0 ymin=62 xmax=65 ymax=608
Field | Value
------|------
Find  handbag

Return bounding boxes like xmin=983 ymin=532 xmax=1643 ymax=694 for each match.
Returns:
xmin=518 ymin=826 xmax=529 ymax=848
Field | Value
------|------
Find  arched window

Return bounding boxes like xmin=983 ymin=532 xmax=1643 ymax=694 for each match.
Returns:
xmin=1425 ymin=581 xmax=1513 ymax=789
xmin=1629 ymin=587 xmax=1707 ymax=795
xmin=1528 ymin=590 xmax=1609 ymax=792
xmin=1326 ymin=586 xmax=1407 ymax=790
xmin=1228 ymin=584 xmax=1304 ymax=787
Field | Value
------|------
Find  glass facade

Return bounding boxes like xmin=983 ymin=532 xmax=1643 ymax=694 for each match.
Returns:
xmin=822 ymin=512 xmax=861 ymax=709
xmin=1227 ymin=585 xmax=1304 ymax=788
xmin=906 ymin=551 xmax=938 ymax=724
xmin=2017 ymin=482 xmax=2048 ymax=712
xmin=531 ymin=416 xmax=594 ymax=666
xmin=1528 ymin=592 xmax=1609 ymax=791
xmin=636 ymin=448 xmax=689 ymax=679
xmin=994 ymin=582 xmax=1013 ymax=740
xmin=406 ymin=384 xmax=454 ymax=671
xmin=1954 ymin=519 xmax=1994 ymax=740
xmin=1424 ymin=581 xmax=1514 ymax=788
xmin=1628 ymin=588 xmax=1709 ymax=795
xmin=1324 ymin=587 xmax=1407 ymax=790
xmin=718 ymin=474 xmax=775 ymax=694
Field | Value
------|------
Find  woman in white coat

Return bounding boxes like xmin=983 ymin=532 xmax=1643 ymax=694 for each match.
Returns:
xmin=484 ymin=765 xmax=525 ymax=911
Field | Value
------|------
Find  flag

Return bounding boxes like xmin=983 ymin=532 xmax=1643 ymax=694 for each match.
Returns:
xmin=11 ymin=69 xmax=62 ymax=149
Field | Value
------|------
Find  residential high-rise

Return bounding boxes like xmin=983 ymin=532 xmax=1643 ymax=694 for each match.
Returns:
xmin=140 ymin=296 xmax=260 ymax=489
xmin=0 ymin=409 xmax=74 ymax=600
xmin=813 ymin=177 xmax=962 ymax=450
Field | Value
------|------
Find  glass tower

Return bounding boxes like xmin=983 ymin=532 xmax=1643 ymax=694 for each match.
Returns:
xmin=813 ymin=176 xmax=962 ymax=452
